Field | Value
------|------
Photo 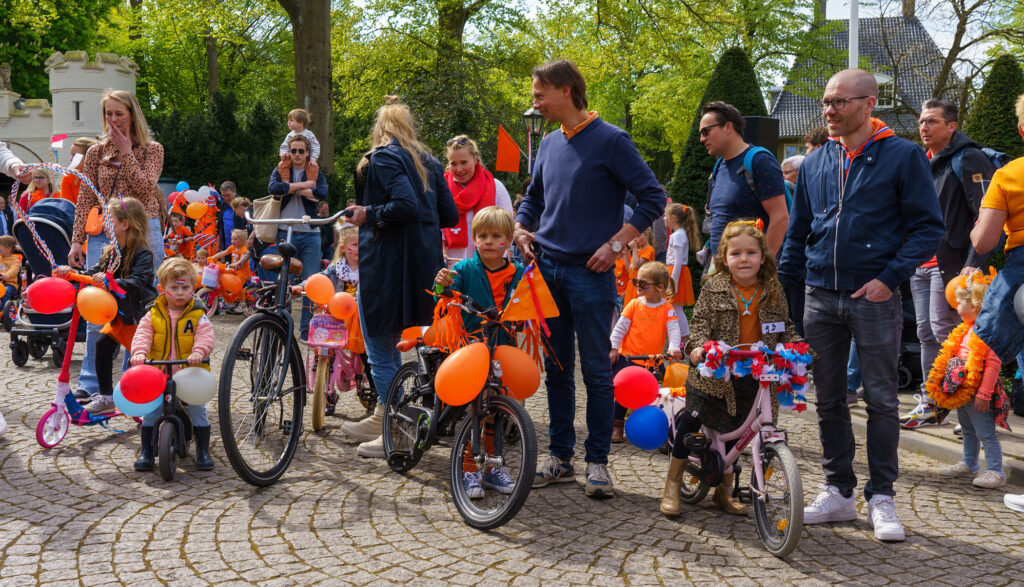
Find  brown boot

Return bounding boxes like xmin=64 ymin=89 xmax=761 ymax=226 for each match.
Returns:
xmin=713 ymin=472 xmax=749 ymax=515
xmin=611 ymin=420 xmax=625 ymax=443
xmin=660 ymin=457 xmax=687 ymax=515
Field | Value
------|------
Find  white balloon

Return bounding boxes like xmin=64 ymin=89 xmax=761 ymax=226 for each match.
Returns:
xmin=197 ymin=185 xmax=212 ymax=199
xmin=173 ymin=367 xmax=217 ymax=405
xmin=1014 ymin=284 xmax=1024 ymax=327
xmin=183 ymin=189 xmax=204 ymax=203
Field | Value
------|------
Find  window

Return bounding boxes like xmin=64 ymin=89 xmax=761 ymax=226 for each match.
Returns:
xmin=875 ymin=74 xmax=895 ymax=109
xmin=784 ymin=144 xmax=801 ymax=159
xmin=73 ymin=100 xmax=81 ymax=121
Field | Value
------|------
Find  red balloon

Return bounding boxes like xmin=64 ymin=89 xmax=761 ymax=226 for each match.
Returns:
xmin=26 ymin=277 xmax=76 ymax=314
xmin=119 ymin=365 xmax=166 ymax=404
xmin=613 ymin=365 xmax=660 ymax=410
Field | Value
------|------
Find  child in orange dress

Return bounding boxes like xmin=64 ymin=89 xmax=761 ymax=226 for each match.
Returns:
xmin=209 ymin=229 xmax=251 ymax=312
xmin=165 ymin=213 xmax=195 ymax=260
xmin=664 ymin=203 xmax=700 ymax=346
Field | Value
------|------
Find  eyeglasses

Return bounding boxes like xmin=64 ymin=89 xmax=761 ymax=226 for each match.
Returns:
xmin=698 ymin=123 xmax=725 ymax=137
xmin=446 ymin=137 xmax=469 ymax=147
xmin=917 ymin=117 xmax=947 ymax=127
xmin=290 ymin=148 xmax=306 ymax=154
xmin=631 ymin=279 xmax=653 ymax=290
xmin=819 ymin=96 xmax=869 ymax=111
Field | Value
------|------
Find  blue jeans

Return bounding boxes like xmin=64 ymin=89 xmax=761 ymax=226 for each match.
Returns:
xmin=957 ymin=402 xmax=1002 ymax=475
xmin=277 ymin=229 xmax=321 ymax=339
xmin=804 ymin=286 xmax=903 ymax=499
xmin=358 ymin=294 xmax=400 ymax=404
xmin=143 ymin=403 xmax=209 ymax=427
xmin=847 ymin=339 xmax=861 ymax=392
xmin=77 ymin=219 xmax=164 ymax=393
xmin=975 ymin=246 xmax=1024 ymax=363
xmin=537 ymin=253 xmax=616 ymax=464
xmin=910 ymin=266 xmax=959 ymax=380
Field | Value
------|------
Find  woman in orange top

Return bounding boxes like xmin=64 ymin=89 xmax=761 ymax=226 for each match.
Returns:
xmin=59 ymin=137 xmax=98 ymax=205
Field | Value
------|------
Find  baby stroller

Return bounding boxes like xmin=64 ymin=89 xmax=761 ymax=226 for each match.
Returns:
xmin=9 ymin=198 xmax=83 ymax=367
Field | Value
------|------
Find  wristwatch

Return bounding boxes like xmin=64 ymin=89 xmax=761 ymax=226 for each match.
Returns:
xmin=608 ymin=239 xmax=624 ymax=253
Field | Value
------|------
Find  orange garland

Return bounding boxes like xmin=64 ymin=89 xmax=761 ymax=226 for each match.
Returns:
xmin=925 ymin=321 xmax=987 ymax=410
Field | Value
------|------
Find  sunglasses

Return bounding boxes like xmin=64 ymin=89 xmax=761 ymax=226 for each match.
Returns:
xmin=290 ymin=148 xmax=306 ymax=154
xmin=446 ymin=137 xmax=469 ymax=147
xmin=698 ymin=123 xmax=724 ymax=137
xmin=631 ymin=279 xmax=654 ymax=290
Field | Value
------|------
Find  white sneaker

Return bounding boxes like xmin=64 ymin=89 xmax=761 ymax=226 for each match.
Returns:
xmin=804 ymin=485 xmax=858 ymax=524
xmin=867 ymin=495 xmax=905 ymax=542
xmin=0 ymin=408 xmax=6 ymax=435
xmin=941 ymin=462 xmax=974 ymax=477
xmin=356 ymin=435 xmax=385 ymax=459
xmin=341 ymin=405 xmax=384 ymax=443
xmin=972 ymin=470 xmax=1006 ymax=489
xmin=1004 ymin=493 xmax=1024 ymax=513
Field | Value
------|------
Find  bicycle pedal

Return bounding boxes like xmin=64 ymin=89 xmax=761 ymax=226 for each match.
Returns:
xmin=387 ymin=452 xmax=410 ymax=468
xmin=682 ymin=432 xmax=708 ymax=451
xmin=736 ymin=488 xmax=753 ymax=504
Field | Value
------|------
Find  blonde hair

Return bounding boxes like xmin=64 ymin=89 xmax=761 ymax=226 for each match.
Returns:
xmin=956 ymin=270 xmax=995 ymax=309
xmin=99 ymin=197 xmax=149 ymax=276
xmin=637 ymin=261 xmax=675 ymax=300
xmin=333 ymin=226 xmax=359 ymax=263
xmin=157 ymin=256 xmax=197 ymax=287
xmin=230 ymin=228 xmax=247 ymax=242
xmin=72 ymin=136 xmax=97 ymax=152
xmin=194 ymin=247 xmax=209 ymax=261
xmin=665 ymin=203 xmax=701 ymax=253
xmin=288 ymin=108 xmax=310 ymax=126
xmin=231 ymin=197 xmax=250 ymax=209
xmin=1016 ymin=94 xmax=1024 ymax=128
xmin=100 ymin=90 xmax=151 ymax=147
xmin=471 ymin=206 xmax=514 ymax=239
xmin=357 ymin=96 xmax=432 ymax=192
xmin=710 ymin=219 xmax=784 ymax=308
xmin=445 ymin=135 xmax=482 ymax=170
xmin=26 ymin=168 xmax=54 ymax=195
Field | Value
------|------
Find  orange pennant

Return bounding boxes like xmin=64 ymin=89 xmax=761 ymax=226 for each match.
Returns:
xmin=500 ymin=263 xmax=560 ymax=324
xmin=495 ymin=124 xmax=521 ymax=173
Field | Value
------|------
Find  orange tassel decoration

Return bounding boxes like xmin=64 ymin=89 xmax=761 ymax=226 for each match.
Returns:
xmin=925 ymin=321 xmax=986 ymax=410
xmin=430 ymin=292 xmax=473 ymax=352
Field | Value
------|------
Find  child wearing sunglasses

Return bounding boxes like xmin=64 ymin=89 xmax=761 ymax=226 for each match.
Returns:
xmin=608 ymin=262 xmax=683 ymax=442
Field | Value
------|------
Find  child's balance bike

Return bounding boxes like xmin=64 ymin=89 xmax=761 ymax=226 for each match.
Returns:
xmin=142 ymin=358 xmax=214 ymax=481
xmin=681 ymin=341 xmax=811 ymax=558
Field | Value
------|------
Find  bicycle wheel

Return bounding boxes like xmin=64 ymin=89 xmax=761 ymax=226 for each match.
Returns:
xmin=450 ymin=394 xmax=537 ymax=530
xmin=158 ymin=421 xmax=177 ymax=481
xmin=382 ymin=362 xmax=433 ymax=473
xmin=197 ymin=288 xmax=219 ymax=317
xmin=679 ymin=463 xmax=711 ymax=505
xmin=311 ymin=355 xmax=329 ymax=432
xmin=752 ymin=443 xmax=803 ymax=558
xmin=218 ymin=313 xmax=305 ymax=486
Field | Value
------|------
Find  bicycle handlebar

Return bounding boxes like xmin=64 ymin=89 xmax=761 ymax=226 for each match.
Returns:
xmin=244 ymin=209 xmax=349 ymax=226
xmin=144 ymin=358 xmax=211 ymax=366
xmin=436 ymin=287 xmax=500 ymax=322
xmin=621 ymin=353 xmax=670 ymax=362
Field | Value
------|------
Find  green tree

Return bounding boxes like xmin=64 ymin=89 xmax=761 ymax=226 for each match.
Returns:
xmin=963 ymin=54 xmax=1024 ymax=158
xmin=668 ymin=47 xmax=767 ymax=210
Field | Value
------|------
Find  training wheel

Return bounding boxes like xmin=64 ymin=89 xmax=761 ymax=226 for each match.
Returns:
xmin=36 ymin=405 xmax=70 ymax=448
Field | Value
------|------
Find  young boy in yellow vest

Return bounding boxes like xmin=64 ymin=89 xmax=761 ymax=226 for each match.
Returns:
xmin=130 ymin=257 xmax=216 ymax=471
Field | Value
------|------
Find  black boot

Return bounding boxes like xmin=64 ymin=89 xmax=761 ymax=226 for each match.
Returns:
xmin=134 ymin=426 xmax=155 ymax=471
xmin=194 ymin=426 xmax=214 ymax=470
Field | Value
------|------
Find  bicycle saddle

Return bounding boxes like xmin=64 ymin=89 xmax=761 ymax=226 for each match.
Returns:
xmin=259 ymin=254 xmax=303 ymax=275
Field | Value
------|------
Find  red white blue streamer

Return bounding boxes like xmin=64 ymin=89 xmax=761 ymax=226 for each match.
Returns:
xmin=698 ymin=340 xmax=813 ymax=412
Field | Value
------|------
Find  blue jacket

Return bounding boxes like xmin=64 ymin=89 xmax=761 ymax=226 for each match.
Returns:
xmin=268 ymin=167 xmax=329 ymax=217
xmin=445 ymin=253 xmax=525 ymax=344
xmin=779 ymin=134 xmax=944 ymax=291
xmin=516 ymin=116 xmax=666 ymax=266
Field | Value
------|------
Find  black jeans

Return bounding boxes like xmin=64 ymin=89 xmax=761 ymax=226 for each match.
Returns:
xmin=94 ymin=334 xmax=122 ymax=396
xmin=804 ymin=286 xmax=902 ymax=499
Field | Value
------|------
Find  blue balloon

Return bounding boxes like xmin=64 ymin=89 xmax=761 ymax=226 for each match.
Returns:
xmin=625 ymin=405 xmax=669 ymax=451
xmin=114 ymin=383 xmax=162 ymax=418
xmin=175 ymin=180 xmax=189 ymax=192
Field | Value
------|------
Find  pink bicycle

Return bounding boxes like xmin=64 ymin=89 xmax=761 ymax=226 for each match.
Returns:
xmin=306 ymin=313 xmax=375 ymax=431
xmin=681 ymin=341 xmax=811 ymax=558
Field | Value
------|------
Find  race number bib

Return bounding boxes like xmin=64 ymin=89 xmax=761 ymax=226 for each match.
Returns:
xmin=762 ymin=321 xmax=785 ymax=335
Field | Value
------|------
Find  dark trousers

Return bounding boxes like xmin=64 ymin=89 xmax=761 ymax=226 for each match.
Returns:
xmin=95 ymin=334 xmax=122 ymax=396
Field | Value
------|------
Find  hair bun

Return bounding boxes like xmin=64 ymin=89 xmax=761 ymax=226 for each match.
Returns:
xmin=383 ymin=95 xmax=401 ymax=106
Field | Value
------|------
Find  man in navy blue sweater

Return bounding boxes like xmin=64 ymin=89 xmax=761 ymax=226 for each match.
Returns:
xmin=515 ymin=60 xmax=666 ymax=499
xmin=779 ymin=69 xmax=943 ymax=542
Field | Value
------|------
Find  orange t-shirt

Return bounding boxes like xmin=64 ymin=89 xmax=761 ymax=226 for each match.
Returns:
xmin=59 ymin=174 xmax=80 ymax=205
xmin=733 ymin=281 xmax=761 ymax=344
xmin=485 ymin=261 xmax=517 ymax=310
xmin=619 ymin=299 xmax=677 ymax=359
xmin=223 ymin=245 xmax=251 ymax=279
xmin=169 ymin=225 xmax=195 ymax=260
xmin=622 ymin=245 xmax=656 ymax=307
xmin=614 ymin=256 xmax=628 ymax=296
xmin=981 ymin=157 xmax=1024 ymax=251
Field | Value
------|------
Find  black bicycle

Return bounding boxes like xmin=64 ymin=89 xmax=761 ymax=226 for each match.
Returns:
xmin=383 ymin=288 xmax=537 ymax=530
xmin=217 ymin=209 xmax=345 ymax=486
xmin=145 ymin=358 xmax=211 ymax=481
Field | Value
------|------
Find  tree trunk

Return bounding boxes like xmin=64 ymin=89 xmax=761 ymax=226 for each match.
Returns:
xmin=277 ymin=0 xmax=334 ymax=174
xmin=206 ymin=31 xmax=218 ymax=100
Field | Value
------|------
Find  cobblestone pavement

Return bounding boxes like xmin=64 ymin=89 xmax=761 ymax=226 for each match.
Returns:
xmin=2 ymin=315 xmax=1024 ymax=585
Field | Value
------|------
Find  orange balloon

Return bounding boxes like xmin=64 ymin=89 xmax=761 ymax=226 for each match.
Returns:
xmin=401 ymin=326 xmax=423 ymax=340
xmin=219 ymin=273 xmax=243 ymax=294
xmin=186 ymin=201 xmax=207 ymax=220
xmin=0 ymin=283 xmax=5 ymax=299
xmin=304 ymin=273 xmax=334 ymax=305
xmin=434 ymin=342 xmax=489 ymax=405
xmin=664 ymin=362 xmax=689 ymax=388
xmin=494 ymin=345 xmax=540 ymax=400
xmin=77 ymin=286 xmax=118 ymax=325
xmin=328 ymin=292 xmax=356 ymax=319
xmin=422 ymin=324 xmax=437 ymax=346
xmin=945 ymin=275 xmax=965 ymax=309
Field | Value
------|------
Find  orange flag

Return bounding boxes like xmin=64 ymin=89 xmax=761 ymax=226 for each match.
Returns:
xmin=495 ymin=124 xmax=521 ymax=173
xmin=501 ymin=263 xmax=560 ymax=327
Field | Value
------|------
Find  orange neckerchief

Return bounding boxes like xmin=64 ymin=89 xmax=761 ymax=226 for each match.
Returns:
xmin=561 ymin=111 xmax=598 ymax=139
xmin=828 ymin=118 xmax=895 ymax=178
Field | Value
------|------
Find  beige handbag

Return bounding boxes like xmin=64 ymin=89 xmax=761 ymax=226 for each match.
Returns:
xmin=251 ymin=194 xmax=281 ymax=243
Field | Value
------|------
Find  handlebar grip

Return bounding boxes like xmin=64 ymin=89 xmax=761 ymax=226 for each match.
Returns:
xmin=341 ymin=209 xmax=354 ymax=218
xmin=724 ymin=350 xmax=761 ymax=358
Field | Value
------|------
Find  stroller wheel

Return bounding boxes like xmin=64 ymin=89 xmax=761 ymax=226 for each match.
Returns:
xmin=29 ymin=340 xmax=48 ymax=360
xmin=1 ymin=300 xmax=13 ymax=332
xmin=51 ymin=341 xmax=65 ymax=368
xmin=11 ymin=339 xmax=29 ymax=367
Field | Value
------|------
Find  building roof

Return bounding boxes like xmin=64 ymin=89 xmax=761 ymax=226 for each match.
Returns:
xmin=770 ymin=17 xmax=951 ymax=139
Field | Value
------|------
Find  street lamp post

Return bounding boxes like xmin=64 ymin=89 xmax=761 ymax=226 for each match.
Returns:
xmin=522 ymin=107 xmax=544 ymax=174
